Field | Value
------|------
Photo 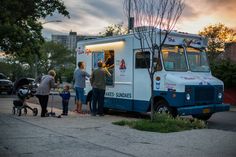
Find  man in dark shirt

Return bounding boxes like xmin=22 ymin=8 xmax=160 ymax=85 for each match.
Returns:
xmin=90 ymin=61 xmax=111 ymax=116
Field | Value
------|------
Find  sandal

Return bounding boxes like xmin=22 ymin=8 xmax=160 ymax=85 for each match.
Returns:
xmin=73 ymin=109 xmax=78 ymax=113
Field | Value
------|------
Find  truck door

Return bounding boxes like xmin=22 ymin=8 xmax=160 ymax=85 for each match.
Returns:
xmin=133 ymin=50 xmax=151 ymax=112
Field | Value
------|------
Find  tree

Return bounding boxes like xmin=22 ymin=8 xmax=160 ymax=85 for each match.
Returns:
xmin=199 ymin=23 xmax=236 ymax=62
xmin=38 ymin=41 xmax=76 ymax=82
xmin=124 ymin=0 xmax=184 ymax=121
xmin=100 ymin=23 xmax=128 ymax=37
xmin=0 ymin=57 xmax=32 ymax=81
xmin=0 ymin=0 xmax=69 ymax=56
xmin=211 ymin=60 xmax=236 ymax=88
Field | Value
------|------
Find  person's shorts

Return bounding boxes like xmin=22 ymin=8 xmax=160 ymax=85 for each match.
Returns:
xmin=75 ymin=87 xmax=85 ymax=103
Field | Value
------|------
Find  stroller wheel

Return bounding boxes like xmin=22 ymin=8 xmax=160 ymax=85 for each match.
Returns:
xmin=12 ymin=107 xmax=16 ymax=115
xmin=33 ymin=108 xmax=38 ymax=116
xmin=23 ymin=108 xmax=27 ymax=115
xmin=17 ymin=108 xmax=22 ymax=116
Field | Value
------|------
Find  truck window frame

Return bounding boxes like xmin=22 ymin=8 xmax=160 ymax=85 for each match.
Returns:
xmin=135 ymin=51 xmax=150 ymax=69
xmin=104 ymin=50 xmax=115 ymax=86
xmin=161 ymin=45 xmax=188 ymax=72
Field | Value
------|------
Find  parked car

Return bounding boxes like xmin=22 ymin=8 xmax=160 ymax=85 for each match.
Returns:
xmin=0 ymin=73 xmax=13 ymax=95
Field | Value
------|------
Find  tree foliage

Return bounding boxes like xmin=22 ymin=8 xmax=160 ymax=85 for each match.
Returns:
xmin=100 ymin=23 xmax=128 ymax=37
xmin=199 ymin=23 xmax=236 ymax=62
xmin=0 ymin=0 xmax=69 ymax=56
xmin=0 ymin=57 xmax=33 ymax=81
xmin=211 ymin=59 xmax=236 ymax=88
xmin=38 ymin=41 xmax=76 ymax=82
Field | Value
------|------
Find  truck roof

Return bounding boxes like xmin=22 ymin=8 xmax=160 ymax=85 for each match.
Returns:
xmin=77 ymin=29 xmax=205 ymax=45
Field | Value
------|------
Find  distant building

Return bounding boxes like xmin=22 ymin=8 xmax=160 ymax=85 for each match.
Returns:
xmin=225 ymin=42 xmax=236 ymax=62
xmin=51 ymin=31 xmax=99 ymax=52
xmin=67 ymin=32 xmax=77 ymax=52
xmin=51 ymin=34 xmax=67 ymax=46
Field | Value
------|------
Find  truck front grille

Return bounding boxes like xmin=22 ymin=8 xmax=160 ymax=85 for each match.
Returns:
xmin=194 ymin=86 xmax=215 ymax=102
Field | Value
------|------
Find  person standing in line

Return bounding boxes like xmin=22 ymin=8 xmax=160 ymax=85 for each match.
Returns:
xmin=59 ymin=84 xmax=71 ymax=116
xmin=36 ymin=70 xmax=58 ymax=117
xmin=73 ymin=61 xmax=90 ymax=114
xmin=90 ymin=61 xmax=111 ymax=116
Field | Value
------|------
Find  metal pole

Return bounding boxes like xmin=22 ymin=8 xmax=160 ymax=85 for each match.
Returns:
xmin=34 ymin=54 xmax=38 ymax=78
xmin=128 ymin=0 xmax=131 ymax=33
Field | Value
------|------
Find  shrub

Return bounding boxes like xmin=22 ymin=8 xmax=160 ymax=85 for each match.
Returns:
xmin=112 ymin=113 xmax=206 ymax=133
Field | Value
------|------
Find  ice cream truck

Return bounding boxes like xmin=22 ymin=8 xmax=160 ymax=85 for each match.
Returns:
xmin=76 ymin=30 xmax=230 ymax=120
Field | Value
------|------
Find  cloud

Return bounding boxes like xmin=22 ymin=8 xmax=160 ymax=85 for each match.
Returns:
xmin=42 ymin=0 xmax=236 ymax=38
xmin=42 ymin=0 xmax=126 ymax=38
xmin=181 ymin=3 xmax=200 ymax=19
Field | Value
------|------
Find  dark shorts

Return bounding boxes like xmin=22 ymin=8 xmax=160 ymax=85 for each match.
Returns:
xmin=75 ymin=87 xmax=85 ymax=103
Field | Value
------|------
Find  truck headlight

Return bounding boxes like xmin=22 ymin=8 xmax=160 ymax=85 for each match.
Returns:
xmin=218 ymin=93 xmax=222 ymax=99
xmin=186 ymin=93 xmax=191 ymax=101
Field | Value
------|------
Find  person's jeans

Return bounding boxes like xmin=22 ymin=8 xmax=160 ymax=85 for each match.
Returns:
xmin=36 ymin=95 xmax=49 ymax=117
xmin=92 ymin=88 xmax=105 ymax=116
xmin=62 ymin=100 xmax=69 ymax=114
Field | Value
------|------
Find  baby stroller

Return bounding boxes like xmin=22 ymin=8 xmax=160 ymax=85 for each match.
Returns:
xmin=12 ymin=78 xmax=38 ymax=116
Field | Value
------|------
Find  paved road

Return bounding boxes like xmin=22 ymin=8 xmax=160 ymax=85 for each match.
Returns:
xmin=0 ymin=97 xmax=236 ymax=157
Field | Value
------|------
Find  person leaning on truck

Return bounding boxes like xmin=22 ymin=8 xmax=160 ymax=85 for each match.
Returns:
xmin=90 ymin=61 xmax=111 ymax=116
xmin=73 ymin=61 xmax=90 ymax=114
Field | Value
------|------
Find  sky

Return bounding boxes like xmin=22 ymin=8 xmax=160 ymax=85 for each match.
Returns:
xmin=42 ymin=0 xmax=236 ymax=39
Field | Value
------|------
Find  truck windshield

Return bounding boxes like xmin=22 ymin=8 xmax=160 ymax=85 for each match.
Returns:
xmin=162 ymin=46 xmax=187 ymax=71
xmin=186 ymin=47 xmax=210 ymax=72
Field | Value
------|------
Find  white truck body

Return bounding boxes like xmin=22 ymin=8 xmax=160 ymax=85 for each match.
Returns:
xmin=76 ymin=31 xmax=229 ymax=119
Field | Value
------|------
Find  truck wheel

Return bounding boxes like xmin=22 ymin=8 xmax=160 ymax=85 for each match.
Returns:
xmin=155 ymin=100 xmax=177 ymax=117
xmin=192 ymin=113 xmax=212 ymax=121
xmin=103 ymin=107 xmax=109 ymax=114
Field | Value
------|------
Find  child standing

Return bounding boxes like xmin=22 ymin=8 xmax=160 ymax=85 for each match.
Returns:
xmin=59 ymin=85 xmax=71 ymax=116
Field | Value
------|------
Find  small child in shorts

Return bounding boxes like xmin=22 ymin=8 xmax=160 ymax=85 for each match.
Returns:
xmin=59 ymin=85 xmax=71 ymax=115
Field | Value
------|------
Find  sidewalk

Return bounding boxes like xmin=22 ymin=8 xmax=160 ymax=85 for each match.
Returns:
xmin=0 ymin=98 xmax=236 ymax=157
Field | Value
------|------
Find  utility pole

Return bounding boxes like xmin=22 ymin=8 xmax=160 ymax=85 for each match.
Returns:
xmin=128 ymin=0 xmax=131 ymax=33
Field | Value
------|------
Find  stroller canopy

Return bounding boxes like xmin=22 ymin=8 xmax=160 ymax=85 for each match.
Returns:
xmin=14 ymin=78 xmax=31 ymax=91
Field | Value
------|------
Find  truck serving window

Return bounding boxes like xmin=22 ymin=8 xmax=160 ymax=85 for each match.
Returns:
xmin=135 ymin=51 xmax=150 ymax=69
xmin=104 ymin=50 xmax=114 ymax=86
xmin=186 ymin=48 xmax=210 ymax=72
xmin=162 ymin=46 xmax=187 ymax=71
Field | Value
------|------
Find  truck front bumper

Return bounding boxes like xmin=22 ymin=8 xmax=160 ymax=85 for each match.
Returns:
xmin=177 ymin=103 xmax=230 ymax=116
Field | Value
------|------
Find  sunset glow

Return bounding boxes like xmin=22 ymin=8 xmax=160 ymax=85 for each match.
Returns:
xmin=42 ymin=0 xmax=236 ymax=38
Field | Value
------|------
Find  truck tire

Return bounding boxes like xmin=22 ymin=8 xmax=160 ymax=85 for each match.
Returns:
xmin=155 ymin=100 xmax=177 ymax=117
xmin=192 ymin=113 xmax=212 ymax=121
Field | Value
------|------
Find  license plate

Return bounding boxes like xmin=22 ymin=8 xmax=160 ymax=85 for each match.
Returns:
xmin=203 ymin=108 xmax=210 ymax=114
